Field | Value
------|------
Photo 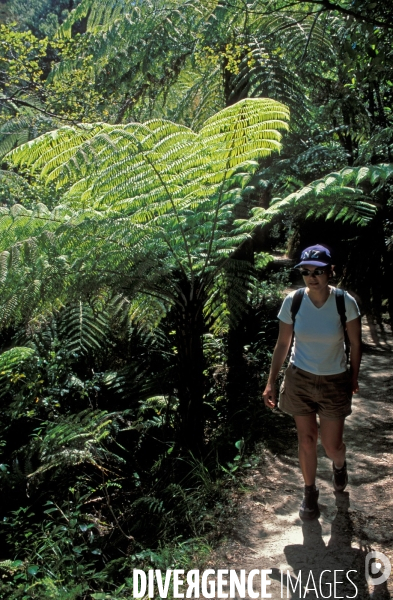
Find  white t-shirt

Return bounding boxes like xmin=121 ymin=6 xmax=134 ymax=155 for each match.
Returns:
xmin=278 ymin=287 xmax=360 ymax=375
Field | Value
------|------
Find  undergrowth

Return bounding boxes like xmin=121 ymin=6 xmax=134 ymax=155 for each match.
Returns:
xmin=0 ymin=271 xmax=289 ymax=599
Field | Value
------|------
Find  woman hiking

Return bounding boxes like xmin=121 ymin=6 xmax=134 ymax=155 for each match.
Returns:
xmin=263 ymin=244 xmax=362 ymax=520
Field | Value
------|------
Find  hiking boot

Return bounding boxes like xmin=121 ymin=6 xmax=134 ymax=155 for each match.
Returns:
xmin=299 ymin=486 xmax=320 ymax=520
xmin=333 ymin=461 xmax=348 ymax=492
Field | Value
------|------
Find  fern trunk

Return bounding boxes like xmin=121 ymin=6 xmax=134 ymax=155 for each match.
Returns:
xmin=173 ymin=286 xmax=206 ymax=454
xmin=225 ymin=246 xmax=253 ymax=429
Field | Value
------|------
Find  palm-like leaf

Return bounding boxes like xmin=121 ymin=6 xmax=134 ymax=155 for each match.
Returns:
xmin=0 ymin=113 xmax=60 ymax=160
xmin=3 ymin=99 xmax=289 ymax=336
xmin=30 ymin=409 xmax=121 ymax=477
xmin=50 ymin=0 xmax=339 ymax=127
xmin=51 ymin=0 xmax=219 ymax=124
xmin=234 ymin=164 xmax=393 ymax=236
xmin=229 ymin=38 xmax=309 ymax=122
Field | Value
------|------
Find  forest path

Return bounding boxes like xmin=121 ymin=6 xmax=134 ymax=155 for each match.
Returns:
xmin=212 ymin=320 xmax=393 ymax=599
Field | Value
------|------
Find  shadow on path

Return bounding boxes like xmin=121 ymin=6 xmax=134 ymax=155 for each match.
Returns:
xmin=275 ymin=492 xmax=390 ymax=599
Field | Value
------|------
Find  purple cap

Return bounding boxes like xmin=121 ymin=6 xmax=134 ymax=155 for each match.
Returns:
xmin=295 ymin=244 xmax=332 ymax=268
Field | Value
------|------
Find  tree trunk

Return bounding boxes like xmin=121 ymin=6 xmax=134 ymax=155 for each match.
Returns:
xmin=224 ymin=244 xmax=254 ymax=430
xmin=173 ymin=288 xmax=206 ymax=455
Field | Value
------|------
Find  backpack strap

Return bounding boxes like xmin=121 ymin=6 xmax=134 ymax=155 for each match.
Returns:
xmin=335 ymin=288 xmax=350 ymax=362
xmin=291 ymin=288 xmax=305 ymax=325
xmin=335 ymin=288 xmax=346 ymax=329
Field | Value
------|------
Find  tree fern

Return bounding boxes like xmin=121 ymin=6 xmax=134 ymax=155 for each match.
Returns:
xmin=30 ymin=409 xmax=122 ymax=478
xmin=51 ymin=0 xmax=219 ymax=126
xmin=7 ymin=100 xmax=289 ymax=282
xmin=234 ymin=164 xmax=393 ymax=236
xmin=5 ymin=99 xmax=289 ymax=450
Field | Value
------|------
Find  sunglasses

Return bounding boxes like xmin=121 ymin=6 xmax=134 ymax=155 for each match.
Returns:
xmin=299 ymin=268 xmax=328 ymax=276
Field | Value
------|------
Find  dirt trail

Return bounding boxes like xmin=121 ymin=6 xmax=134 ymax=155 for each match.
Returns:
xmin=213 ymin=320 xmax=393 ymax=599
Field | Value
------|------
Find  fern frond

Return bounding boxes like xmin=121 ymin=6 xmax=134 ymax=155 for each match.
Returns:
xmin=262 ymin=164 xmax=393 ymax=227
xmin=7 ymin=124 xmax=107 ymax=181
xmin=0 ymin=205 xmax=74 ymax=327
xmin=127 ymin=294 xmax=171 ymax=335
xmin=3 ymin=99 xmax=289 ymax=328
xmin=54 ymin=0 xmax=219 ymax=124
xmin=0 ymin=347 xmax=36 ymax=398
xmin=0 ymin=347 xmax=36 ymax=375
xmin=58 ymin=0 xmax=146 ymax=37
xmin=204 ymin=258 xmax=257 ymax=334
xmin=59 ymin=302 xmax=110 ymax=355
xmin=131 ymin=495 xmax=164 ymax=516
xmin=234 ymin=163 xmax=393 ymax=237
xmin=8 ymin=101 xmax=288 ymax=209
xmin=355 ymin=127 xmax=393 ymax=165
xmin=0 ymin=113 xmax=60 ymax=160
xmin=30 ymin=409 xmax=121 ymax=477
xmin=229 ymin=38 xmax=308 ymax=122
xmin=199 ymin=98 xmax=289 ymax=172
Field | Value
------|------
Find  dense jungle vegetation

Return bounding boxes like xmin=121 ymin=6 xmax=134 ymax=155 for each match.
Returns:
xmin=0 ymin=0 xmax=392 ymax=597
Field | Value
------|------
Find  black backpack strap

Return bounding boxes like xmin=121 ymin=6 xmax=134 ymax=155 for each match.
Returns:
xmin=335 ymin=288 xmax=350 ymax=362
xmin=291 ymin=288 xmax=305 ymax=325
xmin=335 ymin=288 xmax=346 ymax=329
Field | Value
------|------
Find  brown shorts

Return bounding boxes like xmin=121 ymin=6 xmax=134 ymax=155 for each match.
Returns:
xmin=279 ymin=364 xmax=352 ymax=420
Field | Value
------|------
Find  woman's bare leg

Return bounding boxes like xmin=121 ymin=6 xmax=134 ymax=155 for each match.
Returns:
xmin=294 ymin=414 xmax=319 ymax=485
xmin=319 ymin=416 xmax=346 ymax=468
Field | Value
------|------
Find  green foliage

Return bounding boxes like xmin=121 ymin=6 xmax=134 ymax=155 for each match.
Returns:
xmin=0 ymin=347 xmax=37 ymax=404
xmin=0 ymin=346 xmax=36 ymax=375
xmin=1 ymin=494 xmax=107 ymax=599
xmin=59 ymin=302 xmax=110 ymax=355
xmin=0 ymin=100 xmax=289 ymax=458
xmin=50 ymin=0 xmax=216 ymax=123
xmin=3 ymin=99 xmax=289 ymax=332
xmin=7 ymin=0 xmax=82 ymax=38
xmin=233 ymin=164 xmax=393 ymax=238
xmin=47 ymin=0 xmax=336 ymax=126
xmin=1 ymin=1 xmax=393 ymax=596
xmin=29 ymin=409 xmax=120 ymax=477
xmin=0 ymin=24 xmax=47 ymax=92
xmin=9 ymin=99 xmax=289 ymax=194
xmin=0 ymin=22 xmax=112 ymax=164
xmin=0 ymin=114 xmax=55 ymax=160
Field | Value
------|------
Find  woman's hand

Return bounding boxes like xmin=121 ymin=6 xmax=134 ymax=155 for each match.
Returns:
xmin=262 ymin=321 xmax=293 ymax=410
xmin=352 ymin=377 xmax=359 ymax=394
xmin=263 ymin=382 xmax=277 ymax=409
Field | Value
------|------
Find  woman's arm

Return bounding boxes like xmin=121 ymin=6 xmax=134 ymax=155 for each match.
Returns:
xmin=262 ymin=320 xmax=293 ymax=409
xmin=346 ymin=316 xmax=362 ymax=393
